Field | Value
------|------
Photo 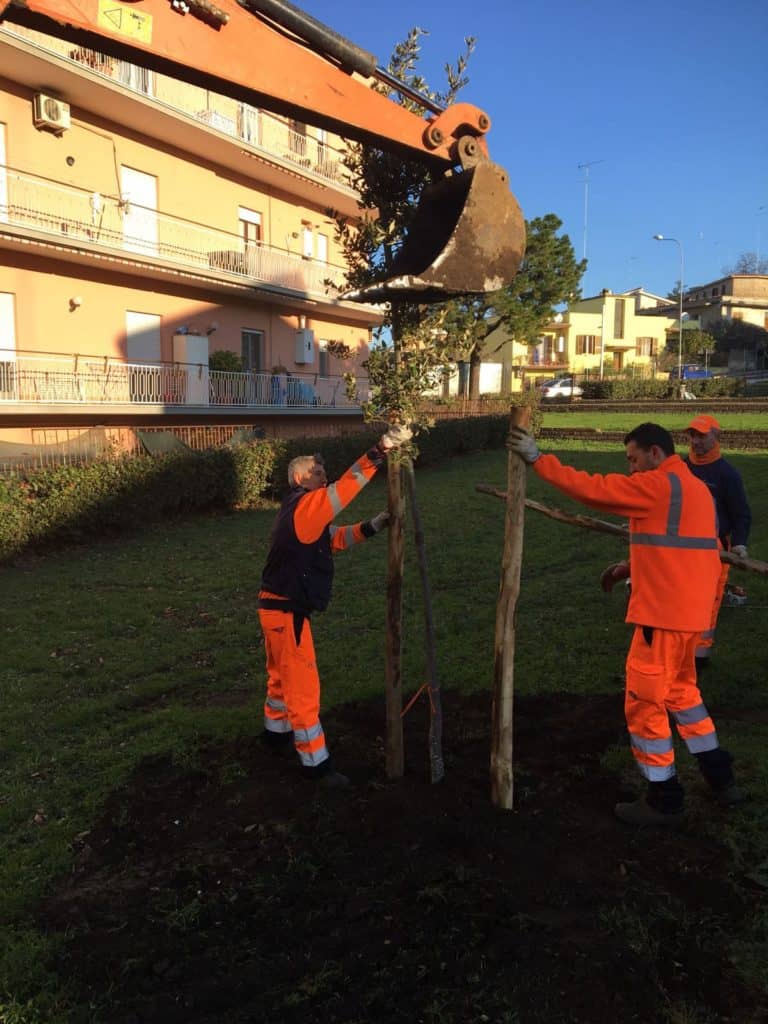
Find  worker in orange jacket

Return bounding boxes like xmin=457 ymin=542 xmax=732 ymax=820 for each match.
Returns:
xmin=508 ymin=421 xmax=745 ymax=825
xmin=258 ymin=425 xmax=411 ymax=787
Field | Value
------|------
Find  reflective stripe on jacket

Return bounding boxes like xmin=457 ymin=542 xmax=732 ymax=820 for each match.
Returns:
xmin=534 ymin=452 xmax=720 ymax=632
xmin=260 ymin=447 xmax=384 ymax=613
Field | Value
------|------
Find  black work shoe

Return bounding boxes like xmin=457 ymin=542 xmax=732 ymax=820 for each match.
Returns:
xmin=712 ymin=783 xmax=747 ymax=807
xmin=614 ymin=798 xmax=685 ymax=828
xmin=318 ymin=769 xmax=351 ymax=789
xmin=260 ymin=730 xmax=295 ymax=756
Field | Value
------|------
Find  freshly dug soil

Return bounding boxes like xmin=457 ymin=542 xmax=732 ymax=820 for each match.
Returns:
xmin=42 ymin=691 xmax=763 ymax=1023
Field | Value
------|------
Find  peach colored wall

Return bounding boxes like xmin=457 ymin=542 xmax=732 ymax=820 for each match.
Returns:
xmin=0 ymin=254 xmax=370 ymax=371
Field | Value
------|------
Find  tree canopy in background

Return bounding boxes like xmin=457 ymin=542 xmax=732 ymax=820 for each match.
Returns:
xmin=721 ymin=251 xmax=768 ymax=276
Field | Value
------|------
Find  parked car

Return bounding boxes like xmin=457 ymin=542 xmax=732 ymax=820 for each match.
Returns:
xmin=668 ymin=364 xmax=713 ymax=381
xmin=540 ymin=377 xmax=583 ymax=399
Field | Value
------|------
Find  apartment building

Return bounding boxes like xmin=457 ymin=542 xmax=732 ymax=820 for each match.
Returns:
xmin=458 ymin=288 xmax=676 ymax=395
xmin=0 ymin=19 xmax=383 ymax=462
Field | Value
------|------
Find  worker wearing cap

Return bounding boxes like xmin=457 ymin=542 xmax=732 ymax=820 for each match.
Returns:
xmin=507 ymin=421 xmax=745 ymax=826
xmin=258 ymin=425 xmax=411 ymax=788
xmin=684 ymin=414 xmax=752 ymax=671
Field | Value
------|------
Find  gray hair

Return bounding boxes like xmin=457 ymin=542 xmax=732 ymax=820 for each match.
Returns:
xmin=288 ymin=454 xmax=318 ymax=487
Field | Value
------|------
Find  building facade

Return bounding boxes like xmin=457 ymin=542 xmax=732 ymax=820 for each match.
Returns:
xmin=0 ymin=20 xmax=382 ymax=463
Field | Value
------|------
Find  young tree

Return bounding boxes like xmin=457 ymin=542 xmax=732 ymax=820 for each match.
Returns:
xmin=333 ymin=29 xmax=477 ymax=778
xmin=436 ymin=214 xmax=586 ymax=398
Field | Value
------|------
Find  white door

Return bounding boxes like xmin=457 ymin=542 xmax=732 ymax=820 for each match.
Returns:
xmin=126 ymin=311 xmax=161 ymax=362
xmin=0 ymin=123 xmax=7 ymax=223
xmin=0 ymin=292 xmax=16 ymax=396
xmin=121 ymin=166 xmax=158 ymax=255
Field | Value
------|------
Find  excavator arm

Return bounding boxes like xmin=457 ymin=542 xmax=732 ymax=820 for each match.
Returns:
xmin=0 ymin=0 xmax=526 ymax=300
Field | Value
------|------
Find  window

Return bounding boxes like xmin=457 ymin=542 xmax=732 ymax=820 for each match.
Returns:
xmin=316 ymin=233 xmax=328 ymax=264
xmin=238 ymin=104 xmax=260 ymax=144
xmin=289 ymin=120 xmax=307 ymax=157
xmin=241 ymin=329 xmax=264 ymax=372
xmin=576 ymin=334 xmax=597 ymax=354
xmin=635 ymin=337 xmax=657 ymax=357
xmin=239 ymin=207 xmax=262 ymax=248
xmin=318 ymin=340 xmax=329 ymax=377
xmin=613 ymin=298 xmax=625 ymax=339
xmin=301 ymin=223 xmax=313 ymax=259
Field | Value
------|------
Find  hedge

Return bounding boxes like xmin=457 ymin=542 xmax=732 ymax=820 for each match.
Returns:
xmin=0 ymin=415 xmax=511 ymax=562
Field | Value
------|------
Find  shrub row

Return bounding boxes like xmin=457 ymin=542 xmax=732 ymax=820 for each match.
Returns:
xmin=0 ymin=415 xmax=511 ymax=562
xmin=577 ymin=376 xmax=741 ymax=400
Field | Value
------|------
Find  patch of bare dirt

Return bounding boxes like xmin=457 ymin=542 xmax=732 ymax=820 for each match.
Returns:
xmin=41 ymin=692 xmax=763 ymax=1023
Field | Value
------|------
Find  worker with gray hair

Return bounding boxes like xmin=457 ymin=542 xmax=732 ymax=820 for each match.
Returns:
xmin=258 ymin=425 xmax=411 ymax=787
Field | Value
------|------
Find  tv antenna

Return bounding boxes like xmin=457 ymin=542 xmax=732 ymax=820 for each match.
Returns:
xmin=577 ymin=159 xmax=605 ymax=261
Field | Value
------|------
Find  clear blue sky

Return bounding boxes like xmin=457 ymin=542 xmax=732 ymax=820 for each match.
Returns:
xmin=302 ymin=0 xmax=767 ymax=299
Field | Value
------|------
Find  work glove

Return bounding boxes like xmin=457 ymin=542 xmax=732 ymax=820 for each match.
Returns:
xmin=378 ymin=424 xmax=413 ymax=452
xmin=600 ymin=561 xmax=631 ymax=593
xmin=731 ymin=545 xmax=748 ymax=559
xmin=507 ymin=426 xmax=541 ymax=464
xmin=368 ymin=511 xmax=390 ymax=534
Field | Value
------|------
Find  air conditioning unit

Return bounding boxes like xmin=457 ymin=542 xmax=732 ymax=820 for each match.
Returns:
xmin=295 ymin=328 xmax=315 ymax=364
xmin=33 ymin=93 xmax=71 ymax=134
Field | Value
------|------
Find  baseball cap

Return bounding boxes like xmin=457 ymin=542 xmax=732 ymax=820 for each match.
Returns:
xmin=686 ymin=414 xmax=720 ymax=434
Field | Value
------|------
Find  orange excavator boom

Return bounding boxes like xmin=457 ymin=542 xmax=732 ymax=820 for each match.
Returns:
xmin=0 ymin=0 xmax=526 ymax=299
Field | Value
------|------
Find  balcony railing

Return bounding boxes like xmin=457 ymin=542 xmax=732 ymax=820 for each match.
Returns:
xmin=1 ymin=25 xmax=351 ymax=191
xmin=0 ymin=164 xmax=347 ymax=298
xmin=0 ymin=351 xmax=369 ymax=409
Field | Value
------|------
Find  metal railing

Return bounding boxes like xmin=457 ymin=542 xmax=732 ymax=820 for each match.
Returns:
xmin=0 ymin=164 xmax=347 ymax=298
xmin=1 ymin=25 xmax=351 ymax=190
xmin=0 ymin=350 xmax=368 ymax=409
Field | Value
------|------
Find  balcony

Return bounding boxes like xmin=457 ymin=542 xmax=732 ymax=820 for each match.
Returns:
xmin=1 ymin=25 xmax=352 ymax=193
xmin=0 ymin=164 xmax=347 ymax=300
xmin=0 ymin=350 xmax=369 ymax=412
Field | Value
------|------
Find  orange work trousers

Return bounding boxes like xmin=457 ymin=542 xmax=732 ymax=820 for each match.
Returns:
xmin=696 ymin=559 xmax=730 ymax=660
xmin=258 ymin=605 xmax=329 ymax=770
xmin=625 ymin=625 xmax=719 ymax=782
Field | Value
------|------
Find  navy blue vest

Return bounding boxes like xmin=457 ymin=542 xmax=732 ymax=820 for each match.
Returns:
xmin=260 ymin=488 xmax=334 ymax=614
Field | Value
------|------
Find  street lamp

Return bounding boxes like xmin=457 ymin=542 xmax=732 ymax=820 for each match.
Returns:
xmin=653 ymin=234 xmax=685 ymax=395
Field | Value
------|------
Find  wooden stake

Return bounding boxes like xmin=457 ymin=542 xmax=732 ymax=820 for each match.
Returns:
xmin=476 ymin=487 xmax=768 ymax=576
xmin=385 ymin=458 xmax=405 ymax=779
xmin=404 ymin=459 xmax=444 ymax=784
xmin=490 ymin=407 xmax=531 ymax=810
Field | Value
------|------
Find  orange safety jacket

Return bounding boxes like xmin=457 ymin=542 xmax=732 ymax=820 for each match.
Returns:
xmin=260 ymin=446 xmax=385 ymax=613
xmin=533 ymin=453 xmax=720 ymax=632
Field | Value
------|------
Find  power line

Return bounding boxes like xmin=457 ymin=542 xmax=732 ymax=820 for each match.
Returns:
xmin=577 ymin=159 xmax=605 ymax=262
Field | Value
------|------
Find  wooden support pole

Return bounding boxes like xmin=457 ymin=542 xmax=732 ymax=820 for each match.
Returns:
xmin=475 ymin=487 xmax=768 ymax=576
xmin=404 ymin=459 xmax=444 ymax=784
xmin=385 ymin=458 xmax=405 ymax=779
xmin=490 ymin=407 xmax=530 ymax=810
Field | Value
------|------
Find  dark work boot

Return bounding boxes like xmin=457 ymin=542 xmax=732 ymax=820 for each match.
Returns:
xmin=696 ymin=748 xmax=747 ymax=806
xmin=260 ymin=729 xmax=295 ymax=757
xmin=302 ymin=758 xmax=351 ymax=789
xmin=615 ymin=776 xmax=685 ymax=827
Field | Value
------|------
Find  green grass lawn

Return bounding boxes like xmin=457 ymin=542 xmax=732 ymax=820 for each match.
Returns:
xmin=542 ymin=409 xmax=768 ymax=431
xmin=1 ymin=443 xmax=767 ymax=1020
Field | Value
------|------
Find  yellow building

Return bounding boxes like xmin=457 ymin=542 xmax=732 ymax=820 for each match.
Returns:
xmin=536 ymin=288 xmax=676 ymax=380
xmin=0 ymin=19 xmax=382 ymax=462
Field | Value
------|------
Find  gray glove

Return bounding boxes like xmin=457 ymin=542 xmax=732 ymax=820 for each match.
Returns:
xmin=379 ymin=424 xmax=413 ymax=452
xmin=507 ymin=426 xmax=541 ymax=464
xmin=368 ymin=511 xmax=389 ymax=533
xmin=731 ymin=545 xmax=748 ymax=559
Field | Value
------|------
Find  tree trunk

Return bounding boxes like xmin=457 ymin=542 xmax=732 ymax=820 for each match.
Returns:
xmin=384 ymin=457 xmax=405 ymax=778
xmin=404 ymin=459 xmax=444 ymax=783
xmin=490 ymin=406 xmax=531 ymax=809
xmin=468 ymin=350 xmax=482 ymax=400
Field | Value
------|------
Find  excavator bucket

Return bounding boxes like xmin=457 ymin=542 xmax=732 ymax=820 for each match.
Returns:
xmin=343 ymin=159 xmax=526 ymax=304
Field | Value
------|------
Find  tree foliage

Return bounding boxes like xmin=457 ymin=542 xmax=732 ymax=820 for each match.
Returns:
xmin=721 ymin=251 xmax=768 ymax=276
xmin=431 ymin=214 xmax=585 ymax=397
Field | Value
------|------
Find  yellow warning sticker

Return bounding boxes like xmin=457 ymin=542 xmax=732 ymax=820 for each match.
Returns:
xmin=97 ymin=0 xmax=152 ymax=44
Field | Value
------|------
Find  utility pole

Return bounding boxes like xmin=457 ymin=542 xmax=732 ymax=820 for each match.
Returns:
xmin=577 ymin=159 xmax=604 ymax=262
